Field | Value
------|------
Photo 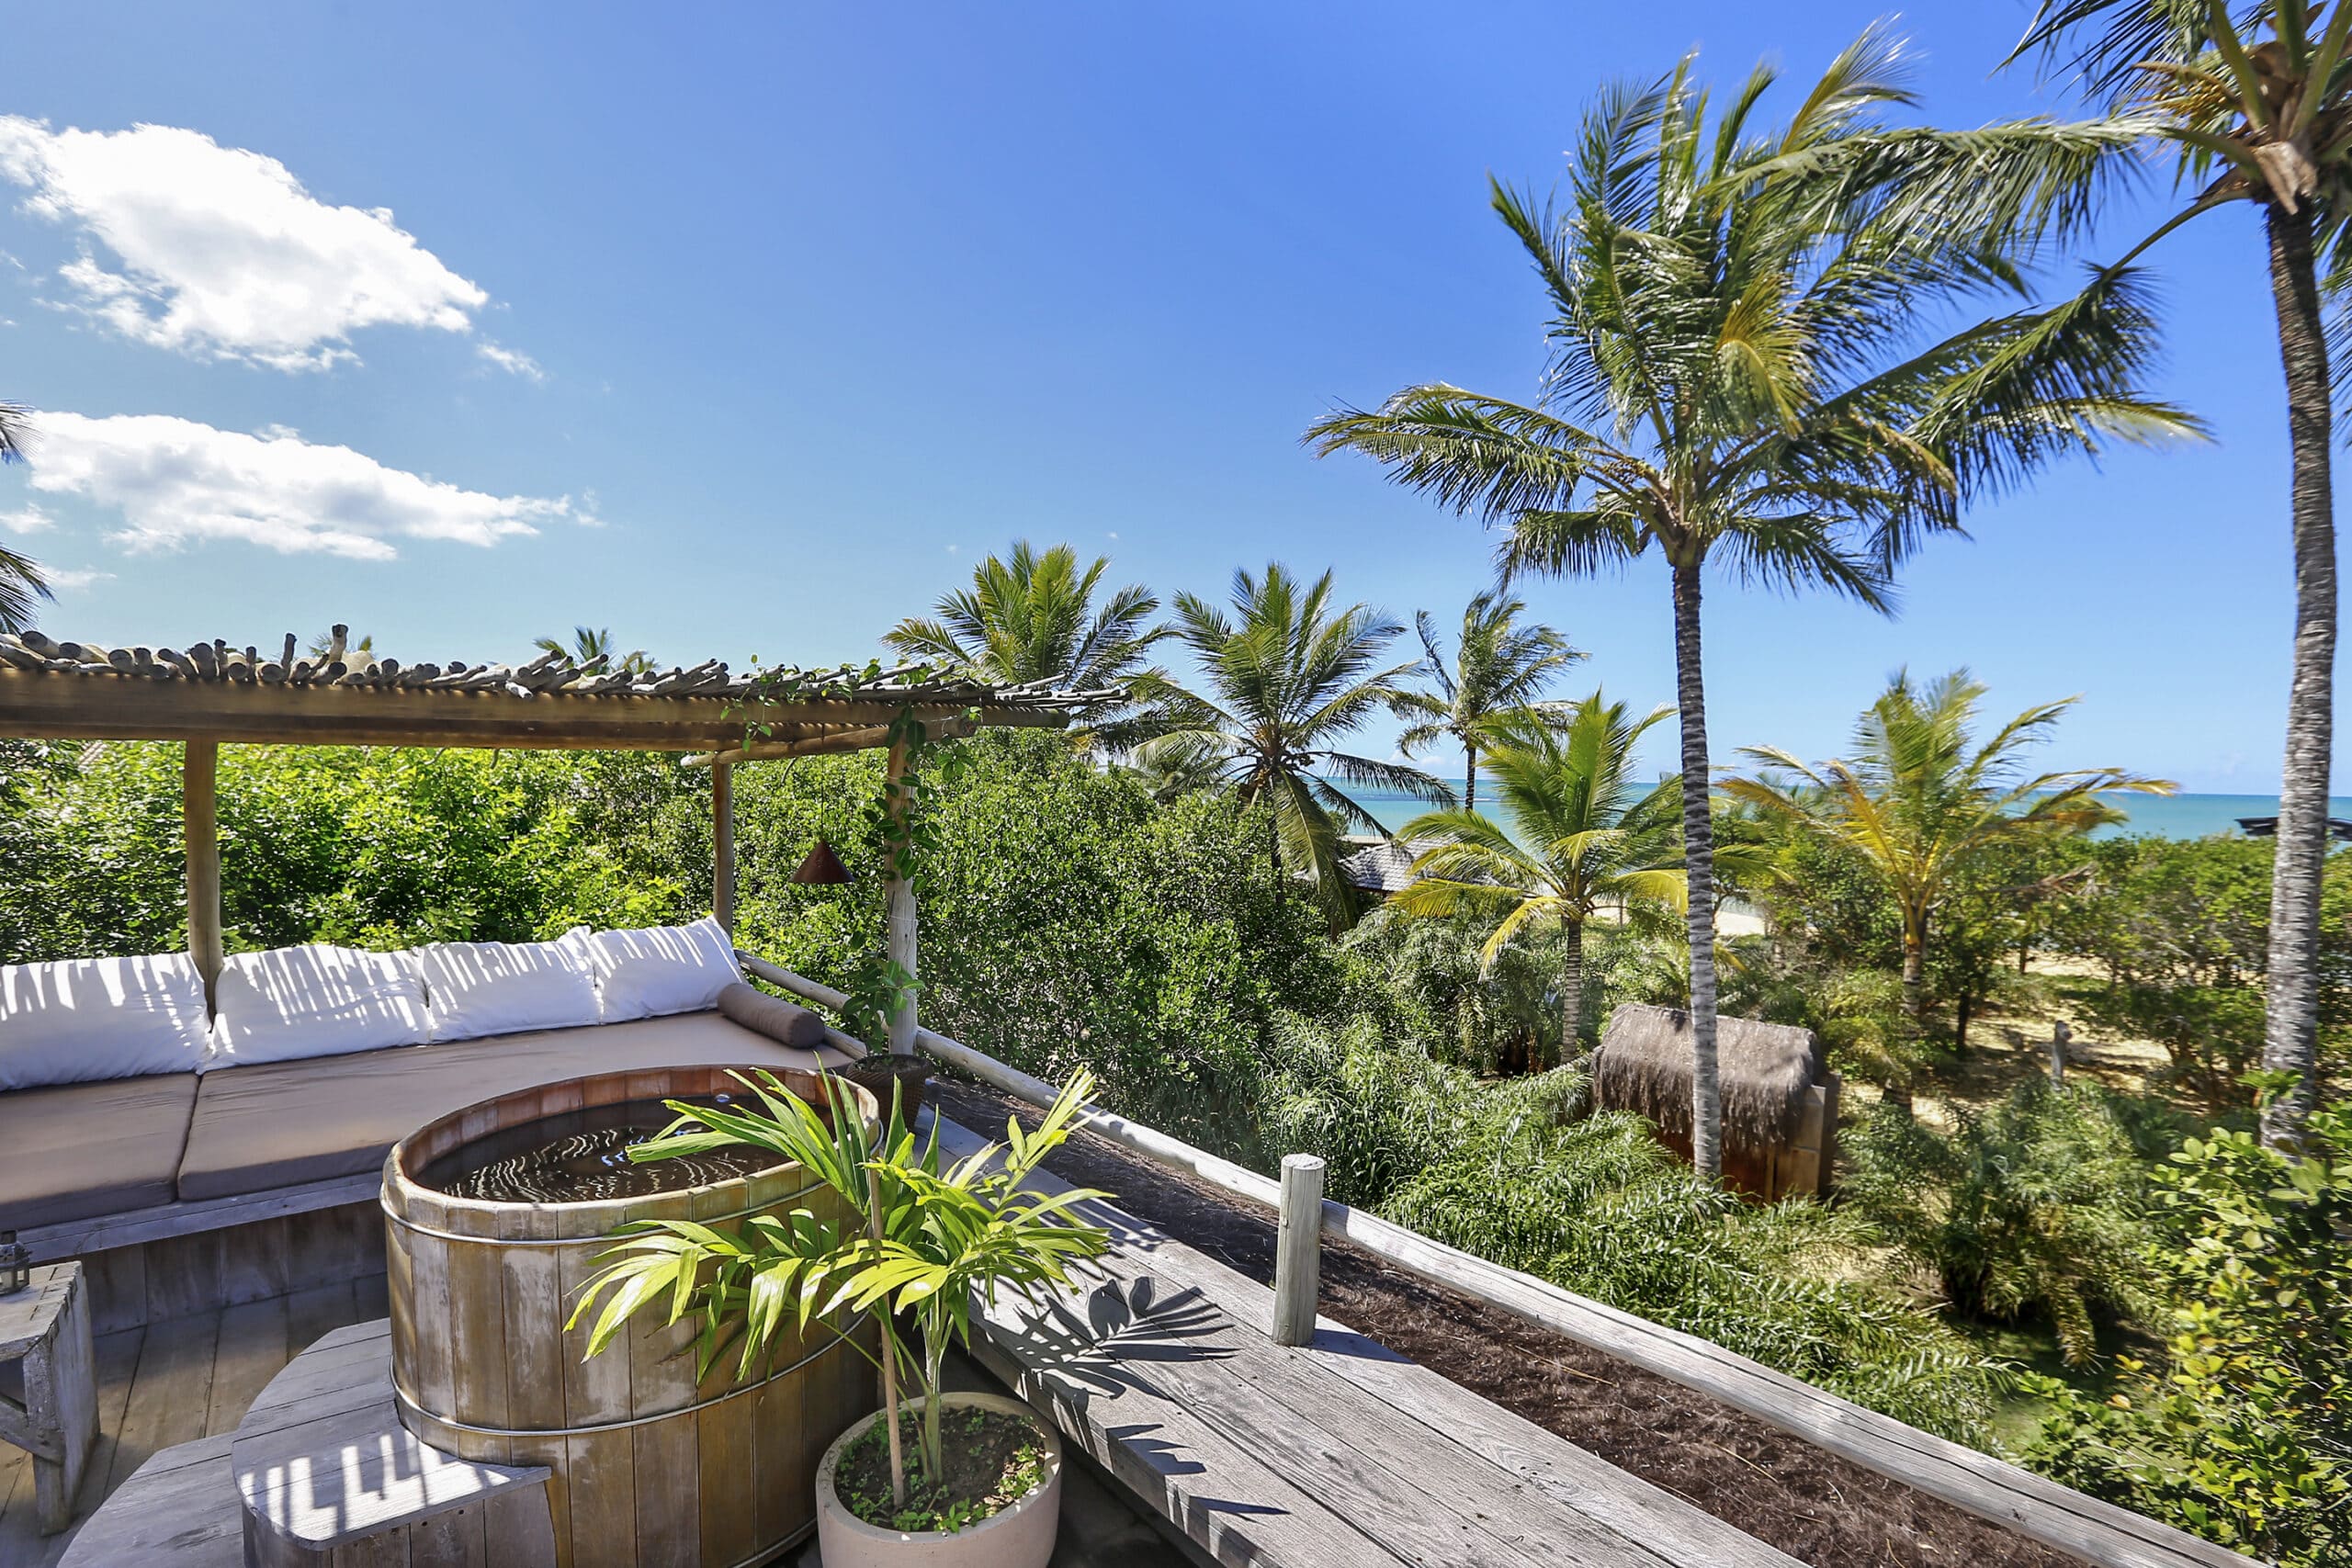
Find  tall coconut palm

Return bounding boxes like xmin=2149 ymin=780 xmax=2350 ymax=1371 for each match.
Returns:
xmin=1306 ymin=30 xmax=2193 ymax=1177
xmin=1395 ymin=591 xmax=1583 ymax=809
xmin=535 ymin=626 xmax=653 ymax=674
xmin=0 ymin=400 xmax=50 ymax=633
xmin=2010 ymin=3 xmax=2346 ymax=1147
xmin=1136 ymin=563 xmax=1449 ymax=929
xmin=887 ymin=540 xmax=1165 ymax=688
xmin=1396 ymin=695 xmax=1686 ymax=1055
xmin=1726 ymin=670 xmax=2173 ymax=1097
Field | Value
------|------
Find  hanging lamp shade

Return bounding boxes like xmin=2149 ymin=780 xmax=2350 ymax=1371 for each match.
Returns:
xmin=790 ymin=840 xmax=853 ymax=885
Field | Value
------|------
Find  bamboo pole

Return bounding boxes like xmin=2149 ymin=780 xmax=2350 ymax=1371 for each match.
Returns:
xmin=711 ymin=761 xmax=736 ymax=935
xmin=884 ymin=737 xmax=918 ymax=1055
xmin=183 ymin=740 xmax=224 ymax=1007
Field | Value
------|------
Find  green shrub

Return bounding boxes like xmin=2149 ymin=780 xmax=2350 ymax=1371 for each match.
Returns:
xmin=1382 ymin=1103 xmax=1999 ymax=1440
xmin=1841 ymin=1080 xmax=2164 ymax=1363
xmin=2017 ymin=1089 xmax=2352 ymax=1566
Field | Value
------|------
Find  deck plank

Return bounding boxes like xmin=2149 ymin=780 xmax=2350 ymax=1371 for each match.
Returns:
xmin=106 ymin=1310 xmax=218 ymax=1493
xmin=204 ymin=1295 xmax=292 ymax=1438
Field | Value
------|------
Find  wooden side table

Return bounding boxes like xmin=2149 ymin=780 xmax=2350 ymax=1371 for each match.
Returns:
xmin=0 ymin=1262 xmax=97 ymax=1534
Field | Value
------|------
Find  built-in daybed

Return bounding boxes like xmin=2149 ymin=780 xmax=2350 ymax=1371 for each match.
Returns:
xmin=0 ymin=919 xmax=853 ymax=1330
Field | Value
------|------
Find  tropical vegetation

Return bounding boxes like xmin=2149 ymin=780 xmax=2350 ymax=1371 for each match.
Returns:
xmin=1134 ymin=562 xmax=1449 ymax=929
xmin=1393 ymin=591 xmax=1581 ymax=807
xmin=1307 ymin=28 xmax=2194 ymax=1176
xmin=1394 ymin=694 xmax=1686 ymax=1053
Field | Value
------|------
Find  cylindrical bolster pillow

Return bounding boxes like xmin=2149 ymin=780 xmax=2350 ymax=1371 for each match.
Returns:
xmin=717 ymin=981 xmax=831 ymax=1049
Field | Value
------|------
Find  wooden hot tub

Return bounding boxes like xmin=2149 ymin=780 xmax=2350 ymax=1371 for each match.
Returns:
xmin=380 ymin=1064 xmax=879 ymax=1568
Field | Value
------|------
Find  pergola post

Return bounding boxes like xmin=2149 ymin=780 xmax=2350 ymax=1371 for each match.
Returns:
xmin=711 ymin=761 xmax=736 ymax=935
xmin=884 ymin=736 xmax=918 ymax=1056
xmin=183 ymin=740 xmax=224 ymax=1007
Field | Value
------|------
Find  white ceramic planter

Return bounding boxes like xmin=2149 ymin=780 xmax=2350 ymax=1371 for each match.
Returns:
xmin=813 ymin=1391 xmax=1063 ymax=1568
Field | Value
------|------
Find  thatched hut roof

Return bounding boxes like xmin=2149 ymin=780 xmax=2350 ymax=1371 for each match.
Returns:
xmin=1592 ymin=1004 xmax=1826 ymax=1146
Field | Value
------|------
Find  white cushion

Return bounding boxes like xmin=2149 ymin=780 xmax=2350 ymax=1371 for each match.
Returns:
xmin=210 ymin=944 xmax=430 ymax=1066
xmin=0 ymin=953 xmax=212 ymax=1089
xmin=561 ymin=918 xmax=742 ymax=1022
xmin=416 ymin=940 xmax=600 ymax=1044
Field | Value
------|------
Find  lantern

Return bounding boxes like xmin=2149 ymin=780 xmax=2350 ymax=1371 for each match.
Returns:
xmin=790 ymin=840 xmax=853 ymax=885
xmin=0 ymin=1230 xmax=29 ymax=1296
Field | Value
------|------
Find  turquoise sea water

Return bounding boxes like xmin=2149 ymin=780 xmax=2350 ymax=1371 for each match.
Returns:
xmin=1340 ymin=788 xmax=2352 ymax=841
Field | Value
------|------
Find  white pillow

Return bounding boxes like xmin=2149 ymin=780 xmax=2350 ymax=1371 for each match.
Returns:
xmin=210 ymin=944 xmax=431 ymax=1067
xmin=0 ymin=953 xmax=212 ymax=1089
xmin=416 ymin=939 xmax=600 ymax=1043
xmin=561 ymin=918 xmax=742 ymax=1022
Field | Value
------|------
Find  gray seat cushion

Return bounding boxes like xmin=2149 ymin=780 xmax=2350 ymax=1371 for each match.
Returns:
xmin=0 ymin=1072 xmax=198 ymax=1229
xmin=177 ymin=1010 xmax=845 ymax=1202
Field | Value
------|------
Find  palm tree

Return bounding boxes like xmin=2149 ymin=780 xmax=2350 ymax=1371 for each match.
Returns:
xmin=0 ymin=400 xmax=50 ymax=633
xmin=1395 ymin=695 xmax=1686 ymax=1055
xmin=888 ymin=540 xmax=1165 ymax=690
xmin=1726 ymin=669 xmax=2173 ymax=1098
xmin=1136 ymin=563 xmax=1449 ymax=929
xmin=536 ymin=626 xmax=653 ymax=674
xmin=1395 ymin=591 xmax=1583 ymax=810
xmin=306 ymin=626 xmax=375 ymax=666
xmin=2009 ymin=5 xmax=2345 ymax=1147
xmin=1306 ymin=29 xmax=2192 ymax=1177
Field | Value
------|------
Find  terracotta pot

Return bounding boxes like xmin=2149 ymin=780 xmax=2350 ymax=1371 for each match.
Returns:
xmin=813 ymin=1391 xmax=1062 ymax=1568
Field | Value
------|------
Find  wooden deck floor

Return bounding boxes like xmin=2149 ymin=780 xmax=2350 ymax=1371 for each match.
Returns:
xmin=0 ymin=1273 xmax=387 ymax=1568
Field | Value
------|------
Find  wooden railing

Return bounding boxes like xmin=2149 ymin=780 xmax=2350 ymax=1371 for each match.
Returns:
xmin=739 ymin=953 xmax=2260 ymax=1568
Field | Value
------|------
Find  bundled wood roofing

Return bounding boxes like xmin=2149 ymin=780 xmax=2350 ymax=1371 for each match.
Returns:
xmin=1592 ymin=1003 xmax=1827 ymax=1146
xmin=0 ymin=626 xmax=1121 ymax=754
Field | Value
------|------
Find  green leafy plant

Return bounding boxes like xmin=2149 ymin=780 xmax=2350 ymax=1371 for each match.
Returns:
xmin=2018 ymin=1079 xmax=2352 ymax=1565
xmin=1841 ymin=1079 xmax=2163 ymax=1364
xmin=571 ymin=1068 xmax=1110 ymax=1531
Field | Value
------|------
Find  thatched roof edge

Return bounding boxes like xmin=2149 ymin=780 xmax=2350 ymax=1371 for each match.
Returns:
xmin=1591 ymin=1003 xmax=1825 ymax=1147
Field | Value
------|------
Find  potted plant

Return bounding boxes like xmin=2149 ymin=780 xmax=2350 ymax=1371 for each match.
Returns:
xmin=833 ymin=951 xmax=933 ymax=1119
xmin=571 ymin=1068 xmax=1109 ymax=1568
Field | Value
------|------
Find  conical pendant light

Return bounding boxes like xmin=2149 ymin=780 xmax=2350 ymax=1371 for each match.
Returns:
xmin=791 ymin=840 xmax=853 ymax=885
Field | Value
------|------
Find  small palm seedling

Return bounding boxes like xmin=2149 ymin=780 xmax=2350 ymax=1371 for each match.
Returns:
xmin=569 ymin=1067 xmax=1110 ymax=1525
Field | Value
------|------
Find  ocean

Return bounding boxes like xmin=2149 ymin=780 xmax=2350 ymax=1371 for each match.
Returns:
xmin=1339 ymin=787 xmax=2352 ymax=841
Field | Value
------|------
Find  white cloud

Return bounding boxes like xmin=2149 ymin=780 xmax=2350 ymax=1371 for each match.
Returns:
xmin=44 ymin=565 xmax=111 ymax=590
xmin=0 ymin=118 xmax=494 ymax=371
xmin=25 ymin=412 xmax=592 ymax=561
xmin=475 ymin=342 xmax=542 ymax=380
xmin=1 ymin=502 xmax=56 ymax=534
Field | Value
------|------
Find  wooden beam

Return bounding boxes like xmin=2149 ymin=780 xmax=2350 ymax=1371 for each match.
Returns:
xmin=682 ymin=725 xmax=894 ymax=770
xmin=0 ymin=669 xmax=1064 ymax=752
xmin=183 ymin=741 xmax=222 ymax=1003
xmin=885 ymin=736 xmax=919 ymax=1056
xmin=711 ymin=761 xmax=736 ymax=935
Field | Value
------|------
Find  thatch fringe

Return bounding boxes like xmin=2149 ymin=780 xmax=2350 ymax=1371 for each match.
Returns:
xmin=1591 ymin=1004 xmax=1825 ymax=1146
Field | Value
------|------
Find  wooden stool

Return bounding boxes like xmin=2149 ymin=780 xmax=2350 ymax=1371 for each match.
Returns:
xmin=0 ymin=1262 xmax=97 ymax=1534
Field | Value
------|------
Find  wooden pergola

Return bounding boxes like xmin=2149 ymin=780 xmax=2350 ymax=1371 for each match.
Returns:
xmin=0 ymin=626 xmax=1115 ymax=1051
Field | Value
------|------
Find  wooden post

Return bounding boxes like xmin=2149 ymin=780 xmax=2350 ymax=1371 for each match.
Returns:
xmin=1272 ymin=1154 xmax=1325 ymax=1346
xmin=2050 ymin=1020 xmax=2070 ymax=1089
xmin=711 ymin=761 xmax=735 ymax=935
xmin=884 ymin=736 xmax=918 ymax=1056
xmin=183 ymin=740 xmax=224 ymax=1007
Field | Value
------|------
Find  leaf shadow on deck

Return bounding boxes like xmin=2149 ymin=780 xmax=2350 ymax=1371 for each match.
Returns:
xmin=995 ymin=1274 xmax=1235 ymax=1404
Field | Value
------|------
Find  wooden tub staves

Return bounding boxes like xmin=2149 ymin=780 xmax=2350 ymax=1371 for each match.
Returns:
xmin=381 ymin=1064 xmax=879 ymax=1568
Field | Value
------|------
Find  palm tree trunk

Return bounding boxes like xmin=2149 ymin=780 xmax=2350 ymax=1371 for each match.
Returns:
xmin=1464 ymin=742 xmax=1478 ymax=812
xmin=2260 ymin=203 xmax=2337 ymax=1151
xmin=1560 ymin=916 xmax=1584 ymax=1064
xmin=1670 ymin=559 xmax=1723 ymax=1180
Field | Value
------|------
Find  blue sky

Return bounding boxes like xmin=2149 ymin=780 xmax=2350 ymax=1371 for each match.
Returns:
xmin=0 ymin=3 xmax=2336 ymax=792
